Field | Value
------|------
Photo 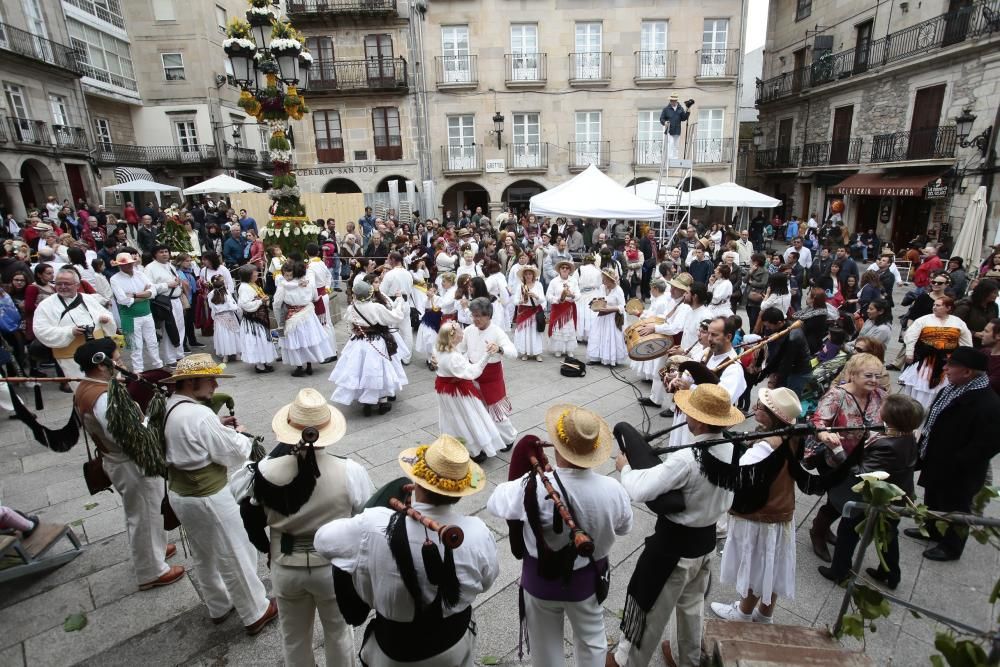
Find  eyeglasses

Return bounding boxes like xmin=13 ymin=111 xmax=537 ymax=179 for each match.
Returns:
xmin=931 ymin=280 xmax=949 ymax=286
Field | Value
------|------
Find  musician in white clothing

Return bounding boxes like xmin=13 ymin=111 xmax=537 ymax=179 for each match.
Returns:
xmin=637 ymin=277 xmax=694 ymax=409
xmin=109 ymin=252 xmax=163 ymax=373
xmin=575 ymin=255 xmax=603 ymax=343
xmin=145 ymin=245 xmax=186 ymax=364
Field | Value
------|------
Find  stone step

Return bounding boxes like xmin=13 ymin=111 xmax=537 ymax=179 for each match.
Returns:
xmin=702 ymin=620 xmax=874 ymax=667
xmin=703 ymin=619 xmax=841 ymax=651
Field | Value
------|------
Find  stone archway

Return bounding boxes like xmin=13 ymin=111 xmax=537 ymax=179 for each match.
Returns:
xmin=625 ymin=177 xmax=652 ymax=187
xmin=500 ymin=179 xmax=546 ymax=217
xmin=376 ymin=175 xmax=416 ymax=193
xmin=18 ymin=158 xmax=56 ymax=214
xmin=441 ymin=181 xmax=489 ymax=218
xmin=679 ymin=176 xmax=708 ymax=192
xmin=322 ymin=178 xmax=362 ymax=194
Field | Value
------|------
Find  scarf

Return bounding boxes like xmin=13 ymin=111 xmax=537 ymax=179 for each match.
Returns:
xmin=919 ymin=375 xmax=989 ymax=457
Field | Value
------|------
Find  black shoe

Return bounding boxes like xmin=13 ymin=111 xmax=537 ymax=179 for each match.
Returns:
xmin=363 ymin=404 xmax=373 ymax=417
xmin=500 ymin=442 xmax=514 ymax=452
xmin=865 ymin=567 xmax=899 ymax=590
xmin=903 ymin=527 xmax=933 ymax=541
xmin=638 ymin=397 xmax=661 ymax=408
xmin=305 ymin=363 xmax=313 ymax=376
xmin=922 ymin=546 xmax=959 ymax=562
xmin=387 ymin=395 xmax=396 ymax=402
xmin=190 ymin=341 xmax=206 ymax=348
xmin=377 ymin=402 xmax=391 ymax=415
xmin=183 ymin=347 xmax=192 ymax=353
xmin=587 ymin=361 xmax=602 ymax=366
xmin=817 ymin=565 xmax=848 ymax=585
xmin=660 ymin=407 xmax=674 ymax=417
xmin=291 ymin=367 xmax=306 ymax=378
xmin=320 ymin=356 xmax=336 ymax=364
xmin=471 ymin=452 xmax=488 ymax=464
xmin=886 ymin=363 xmax=901 ymax=372
xmin=254 ymin=365 xmax=274 ymax=374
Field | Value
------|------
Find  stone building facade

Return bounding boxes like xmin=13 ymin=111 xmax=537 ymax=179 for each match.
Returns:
xmin=753 ymin=0 xmax=1000 ymax=254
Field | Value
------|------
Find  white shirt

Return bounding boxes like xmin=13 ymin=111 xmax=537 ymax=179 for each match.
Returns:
xmin=709 ymin=280 xmax=733 ymax=316
xmin=485 ymin=272 xmax=511 ymax=306
xmin=680 ymin=304 xmax=712 ymax=350
xmin=516 ymin=281 xmax=546 ymax=307
xmin=237 ymin=282 xmax=265 ymax=314
xmin=867 ymin=261 xmax=902 ymax=284
xmin=654 ymin=301 xmax=691 ymax=337
xmin=164 ymin=396 xmax=251 ymax=471
xmin=32 ymin=293 xmax=116 ymax=349
xmin=546 ymin=275 xmax=579 ymax=305
xmin=736 ymin=240 xmax=754 ymax=265
xmin=436 ymin=349 xmax=489 ymax=380
xmin=109 ymin=270 xmax=153 ymax=309
xmin=460 ymin=322 xmax=517 ymax=364
xmin=381 ymin=266 xmax=414 ymax=302
xmin=620 ymin=431 xmax=735 ymax=528
xmin=576 ymin=263 xmax=603 ymax=297
xmin=345 ymin=297 xmax=407 ymax=328
xmin=488 ymin=468 xmax=633 ymax=569
xmin=145 ymin=260 xmax=182 ymax=298
xmin=306 ymin=258 xmax=331 ymax=291
xmin=706 ymin=350 xmax=747 ymax=405
xmin=315 ymin=504 xmax=499 ymax=620
xmin=783 ymin=245 xmax=812 ymax=269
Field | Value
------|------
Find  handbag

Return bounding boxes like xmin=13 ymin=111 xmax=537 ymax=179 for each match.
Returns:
xmin=81 ymin=414 xmax=113 ymax=495
xmin=534 ymin=308 xmax=546 ymax=333
xmin=748 ymin=290 xmax=764 ymax=303
xmin=160 ymin=400 xmax=194 ymax=531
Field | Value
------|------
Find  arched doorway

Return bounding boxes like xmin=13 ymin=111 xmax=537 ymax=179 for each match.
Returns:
xmin=624 ymin=177 xmax=652 ymax=187
xmin=376 ymin=175 xmax=416 ymax=193
xmin=19 ymin=159 xmax=54 ymax=213
xmin=322 ymin=178 xmax=362 ymax=194
xmin=679 ymin=176 xmax=708 ymax=192
xmin=500 ymin=179 xmax=545 ymax=217
xmin=441 ymin=181 xmax=489 ymax=218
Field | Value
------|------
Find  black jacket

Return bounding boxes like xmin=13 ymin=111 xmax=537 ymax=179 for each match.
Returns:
xmin=763 ymin=326 xmax=812 ymax=379
xmin=659 ymin=103 xmax=689 ymax=136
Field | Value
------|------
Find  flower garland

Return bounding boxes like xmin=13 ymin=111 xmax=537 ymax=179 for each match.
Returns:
xmin=410 ymin=445 xmax=473 ymax=493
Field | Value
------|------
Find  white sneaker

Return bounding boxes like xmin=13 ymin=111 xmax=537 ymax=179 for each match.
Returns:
xmin=710 ymin=601 xmax=752 ymax=622
xmin=751 ymin=608 xmax=774 ymax=624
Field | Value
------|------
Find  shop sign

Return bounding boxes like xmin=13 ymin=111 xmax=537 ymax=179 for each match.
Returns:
xmin=836 ymin=186 xmax=919 ymax=197
xmin=925 ymin=185 xmax=948 ymax=199
xmin=485 ymin=159 xmax=506 ymax=173
xmin=297 ymin=165 xmax=379 ymax=176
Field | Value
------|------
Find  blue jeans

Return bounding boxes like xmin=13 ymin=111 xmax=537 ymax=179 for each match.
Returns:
xmin=330 ymin=256 xmax=341 ymax=289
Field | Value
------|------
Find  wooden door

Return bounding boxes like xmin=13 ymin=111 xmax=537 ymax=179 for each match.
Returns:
xmin=65 ymin=164 xmax=86 ymax=204
xmin=908 ymin=84 xmax=945 ymax=159
xmin=830 ymin=105 xmax=854 ymax=164
xmin=777 ymin=117 xmax=793 ymax=165
xmin=792 ymin=48 xmax=805 ymax=92
xmin=942 ymin=0 xmax=973 ymax=46
xmin=853 ymin=20 xmax=873 ymax=73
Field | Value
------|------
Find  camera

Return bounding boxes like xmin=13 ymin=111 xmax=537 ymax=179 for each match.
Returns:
xmin=684 ymin=99 xmax=695 ymax=109
xmin=81 ymin=325 xmax=96 ymax=341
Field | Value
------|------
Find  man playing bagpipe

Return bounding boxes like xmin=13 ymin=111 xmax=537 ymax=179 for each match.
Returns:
xmin=487 ymin=405 xmax=633 ymax=667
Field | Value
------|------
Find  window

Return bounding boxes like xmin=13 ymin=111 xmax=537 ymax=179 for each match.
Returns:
xmin=215 ymin=5 xmax=227 ymax=32
xmin=175 ymin=120 xmax=198 ymax=150
xmin=636 ymin=109 xmax=661 ymax=165
xmin=854 ymin=20 xmax=874 ymax=73
xmin=22 ymin=0 xmax=52 ymax=60
xmin=365 ymin=34 xmax=397 ymax=83
xmin=372 ymin=107 xmax=402 ymax=160
xmin=5 ymin=83 xmax=38 ymax=143
xmin=574 ymin=22 xmax=603 ymax=79
xmin=49 ymin=94 xmax=69 ymax=126
xmin=152 ymin=0 xmax=176 ymax=21
xmin=446 ymin=114 xmax=475 ymax=169
xmin=162 ymin=53 xmax=185 ymax=81
xmin=313 ymin=110 xmax=344 ymax=163
xmin=94 ymin=117 xmax=112 ymax=148
xmin=700 ymin=19 xmax=729 ymax=76
xmin=223 ymin=58 xmax=236 ymax=86
xmin=695 ymin=108 xmax=725 ymax=162
xmin=796 ymin=0 xmax=812 ymax=21
xmin=258 ymin=124 xmax=269 ymax=150
xmin=67 ymin=18 xmax=137 ymax=91
xmin=510 ymin=24 xmax=539 ymax=81
xmin=574 ymin=110 xmax=602 ymax=165
xmin=441 ymin=25 xmax=471 ymax=83
xmin=229 ymin=115 xmax=245 ymax=147
xmin=305 ymin=37 xmax=334 ymax=85
xmin=511 ymin=112 xmax=540 ymax=168
xmin=638 ymin=21 xmax=668 ymax=78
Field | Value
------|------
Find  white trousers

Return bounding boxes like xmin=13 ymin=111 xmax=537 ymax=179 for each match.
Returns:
xmin=360 ymin=628 xmax=475 ymax=667
xmin=523 ymin=591 xmax=607 ymax=667
xmin=398 ymin=308 xmax=414 ymax=363
xmin=321 ymin=293 xmax=338 ymax=354
xmin=615 ymin=554 xmax=712 ymax=667
xmin=168 ymin=489 xmax=269 ymax=625
xmin=126 ymin=313 xmax=162 ymax=373
xmin=271 ymin=561 xmax=355 ymax=667
xmin=665 ymin=133 xmax=680 ymax=160
xmin=158 ymin=298 xmax=185 ymax=365
xmin=103 ymin=458 xmax=169 ymax=584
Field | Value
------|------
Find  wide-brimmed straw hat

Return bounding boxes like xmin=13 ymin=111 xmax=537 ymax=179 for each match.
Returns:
xmin=111 ymin=252 xmax=138 ymax=266
xmin=673 ymin=384 xmax=744 ymax=427
xmin=757 ymin=387 xmax=801 ymax=425
xmin=544 ymin=404 xmax=613 ymax=468
xmin=161 ymin=353 xmax=234 ymax=382
xmin=668 ymin=273 xmax=693 ymax=292
xmin=669 ymin=92 xmax=679 ymax=101
xmin=555 ymin=259 xmax=574 ymax=272
xmin=398 ymin=434 xmax=486 ymax=497
xmin=271 ymin=388 xmax=347 ymax=448
xmin=600 ymin=268 xmax=618 ymax=284
xmin=520 ymin=265 xmax=539 ymax=278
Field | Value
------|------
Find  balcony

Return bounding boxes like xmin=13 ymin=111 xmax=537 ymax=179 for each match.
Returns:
xmin=435 ymin=55 xmax=478 ymax=89
xmin=693 ymin=138 xmax=734 ymax=164
xmin=5 ymin=117 xmax=54 ymax=147
xmin=316 ymin=138 xmax=345 ymax=164
xmin=309 ymin=58 xmax=408 ymax=95
xmin=94 ymin=143 xmax=219 ymax=167
xmin=801 ymin=138 xmax=864 ymax=167
xmin=78 ymin=62 xmax=138 ymax=92
xmin=755 ymin=146 xmax=800 ymax=170
xmin=441 ymin=144 xmax=483 ymax=174
xmin=227 ymin=144 xmax=262 ymax=166
xmin=633 ymin=139 xmax=663 ymax=167
xmin=63 ymin=0 xmax=126 ymax=29
xmin=504 ymin=53 xmax=547 ymax=87
xmin=260 ymin=151 xmax=272 ymax=168
xmin=568 ymin=52 xmax=611 ymax=85
xmin=286 ymin=0 xmax=398 ymax=21
xmin=0 ymin=21 xmax=83 ymax=76
xmin=756 ymin=0 xmax=1000 ymax=104
xmin=507 ymin=143 xmax=548 ymax=172
xmin=695 ymin=49 xmax=739 ymax=79
xmin=374 ymin=134 xmax=402 ymax=161
xmin=52 ymin=125 xmax=89 ymax=152
xmin=870 ymin=126 xmax=957 ymax=163
xmin=568 ymin=141 xmax=610 ymax=171
xmin=634 ymin=50 xmax=677 ymax=82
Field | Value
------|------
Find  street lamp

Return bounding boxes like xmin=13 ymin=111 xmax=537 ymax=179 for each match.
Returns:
xmin=752 ymin=126 xmax=764 ymax=148
xmin=954 ymin=108 xmax=992 ymax=156
xmin=490 ymin=111 xmax=504 ymax=150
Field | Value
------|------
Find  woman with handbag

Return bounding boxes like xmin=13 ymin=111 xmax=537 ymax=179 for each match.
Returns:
xmin=514 ymin=265 xmax=547 ymax=362
xmin=806 ymin=352 xmax=887 ymax=561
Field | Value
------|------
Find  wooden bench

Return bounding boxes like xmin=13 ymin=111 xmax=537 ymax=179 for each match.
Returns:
xmin=0 ymin=523 xmax=83 ymax=583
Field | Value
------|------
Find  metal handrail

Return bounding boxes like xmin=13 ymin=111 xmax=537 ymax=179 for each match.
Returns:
xmin=869 ymin=126 xmax=957 ymax=162
xmin=633 ymin=139 xmax=663 ymax=166
xmin=308 ymin=58 xmax=408 ymax=93
xmin=0 ymin=21 xmax=84 ymax=75
xmin=435 ymin=55 xmax=478 ymax=87
xmin=441 ymin=143 xmax=483 ymax=172
xmin=801 ymin=137 xmax=864 ymax=166
xmin=286 ymin=0 xmax=397 ymax=14
xmin=507 ymin=142 xmax=548 ymax=170
xmin=504 ymin=52 xmax=547 ymax=84
xmin=4 ymin=117 xmax=51 ymax=145
xmin=568 ymin=52 xmax=611 ymax=81
xmin=754 ymin=145 xmax=800 ymax=169
xmin=634 ymin=50 xmax=678 ymax=79
xmin=568 ymin=141 xmax=610 ymax=169
xmin=695 ymin=48 xmax=739 ymax=77
xmin=693 ymin=137 xmax=734 ymax=164
xmin=94 ymin=143 xmax=219 ymax=165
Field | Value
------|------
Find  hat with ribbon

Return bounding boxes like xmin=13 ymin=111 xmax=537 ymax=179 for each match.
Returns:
xmin=757 ymin=387 xmax=802 ymax=425
xmin=673 ymin=384 xmax=745 ymax=427
xmin=520 ymin=265 xmax=539 ymax=278
xmin=111 ymin=252 xmax=138 ymax=266
xmin=398 ymin=434 xmax=486 ymax=497
xmin=544 ymin=404 xmax=613 ymax=468
xmin=601 ymin=268 xmax=618 ymax=284
xmin=161 ymin=353 xmax=234 ymax=382
xmin=555 ymin=259 xmax=575 ymax=272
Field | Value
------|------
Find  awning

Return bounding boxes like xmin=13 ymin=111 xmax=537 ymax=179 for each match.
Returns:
xmin=114 ymin=166 xmax=154 ymax=183
xmin=832 ymin=168 xmax=950 ymax=198
xmin=237 ymin=170 xmax=272 ymax=184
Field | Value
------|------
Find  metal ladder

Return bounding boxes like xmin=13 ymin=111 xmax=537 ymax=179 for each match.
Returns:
xmin=653 ymin=142 xmax=693 ymax=248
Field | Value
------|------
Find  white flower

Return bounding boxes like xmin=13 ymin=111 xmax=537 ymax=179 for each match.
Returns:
xmin=223 ymin=37 xmax=256 ymax=51
xmin=299 ymin=51 xmax=313 ymax=63
xmin=857 ymin=471 xmax=890 ymax=482
xmin=247 ymin=6 xmax=274 ymax=17
xmin=269 ymin=38 xmax=302 ymax=53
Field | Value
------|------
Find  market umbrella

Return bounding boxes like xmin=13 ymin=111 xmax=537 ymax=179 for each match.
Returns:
xmin=182 ymin=174 xmax=263 ymax=195
xmin=952 ymin=185 xmax=987 ymax=268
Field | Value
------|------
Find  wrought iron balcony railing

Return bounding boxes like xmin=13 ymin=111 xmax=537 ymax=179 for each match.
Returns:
xmin=441 ymin=144 xmax=482 ymax=173
xmin=693 ymin=137 xmax=734 ymax=164
xmin=52 ymin=125 xmax=89 ymax=151
xmin=870 ymin=126 xmax=957 ymax=163
xmin=0 ymin=21 xmax=83 ymax=75
xmin=286 ymin=0 xmax=398 ymax=17
xmin=755 ymin=146 xmax=801 ymax=170
xmin=94 ymin=143 xmax=219 ymax=166
xmin=227 ymin=144 xmax=260 ymax=166
xmin=435 ymin=55 xmax=478 ymax=87
xmin=507 ymin=142 xmax=548 ymax=171
xmin=568 ymin=141 xmax=610 ymax=170
xmin=695 ymin=49 xmax=739 ymax=78
xmin=633 ymin=139 xmax=662 ymax=166
xmin=801 ymin=138 xmax=864 ymax=166
xmin=5 ymin=117 xmax=51 ymax=146
xmin=309 ymin=58 xmax=408 ymax=94
xmin=634 ymin=50 xmax=677 ymax=80
xmin=568 ymin=52 xmax=611 ymax=83
xmin=504 ymin=53 xmax=547 ymax=85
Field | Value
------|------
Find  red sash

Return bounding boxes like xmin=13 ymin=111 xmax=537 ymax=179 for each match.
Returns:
xmin=548 ymin=301 xmax=577 ymax=336
xmin=515 ymin=305 xmax=541 ymax=330
xmin=434 ymin=376 xmax=484 ymax=400
xmin=441 ymin=312 xmax=458 ymax=324
xmin=477 ymin=361 xmax=508 ymax=407
xmin=314 ymin=287 xmax=328 ymax=317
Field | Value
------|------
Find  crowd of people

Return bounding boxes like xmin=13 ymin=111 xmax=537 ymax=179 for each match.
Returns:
xmin=1 ymin=195 xmax=999 ymax=667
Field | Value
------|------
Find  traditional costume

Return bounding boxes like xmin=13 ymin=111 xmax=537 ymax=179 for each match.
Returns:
xmin=485 ymin=270 xmax=512 ymax=331
xmin=236 ymin=281 xmax=277 ymax=367
xmin=586 ymin=271 xmax=628 ymax=366
xmin=665 ymin=346 xmax=747 ymax=451
xmin=414 ymin=292 xmax=442 ymax=357
xmin=31 ymin=289 xmax=116 ymax=380
xmin=274 ymin=273 xmax=334 ymax=369
xmin=575 ymin=259 xmax=603 ymax=342
xmin=145 ymin=255 xmax=186 ymax=365
xmin=460 ymin=316 xmax=518 ymax=446
xmin=439 ymin=283 xmax=459 ymax=324
xmin=899 ymin=313 xmax=973 ymax=409
xmin=109 ymin=254 xmax=162 ymax=373
xmin=381 ymin=264 xmax=415 ymax=364
xmin=435 ymin=345 xmax=505 ymax=460
xmin=487 ymin=407 xmax=633 ymax=667
xmin=514 ymin=270 xmax=547 ymax=358
xmin=306 ymin=255 xmax=336 ymax=352
xmin=314 ymin=435 xmax=499 ymax=667
xmin=207 ymin=285 xmax=241 ymax=359
xmin=545 ymin=263 xmax=579 ymax=357
xmin=195 ymin=264 xmax=233 ymax=336
xmin=243 ymin=389 xmax=374 ymax=666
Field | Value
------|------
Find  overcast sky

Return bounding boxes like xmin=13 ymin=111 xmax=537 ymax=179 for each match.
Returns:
xmin=746 ymin=0 xmax=768 ymax=51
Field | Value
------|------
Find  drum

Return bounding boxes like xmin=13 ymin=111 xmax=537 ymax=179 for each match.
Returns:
xmin=625 ymin=298 xmax=645 ymax=316
xmin=624 ymin=318 xmax=670 ymax=361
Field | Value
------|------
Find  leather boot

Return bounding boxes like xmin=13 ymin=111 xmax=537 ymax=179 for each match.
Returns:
xmin=810 ymin=504 xmax=836 ymax=562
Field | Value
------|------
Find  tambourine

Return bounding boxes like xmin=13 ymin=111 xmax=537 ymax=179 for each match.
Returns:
xmin=625 ymin=298 xmax=645 ymax=316
xmin=589 ymin=298 xmax=608 ymax=312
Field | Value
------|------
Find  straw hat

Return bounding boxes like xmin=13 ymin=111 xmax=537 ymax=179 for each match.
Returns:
xmin=520 ymin=265 xmax=539 ymax=278
xmin=757 ymin=387 xmax=801 ymax=425
xmin=398 ymin=434 xmax=486 ymax=497
xmin=673 ymin=384 xmax=744 ymax=427
xmin=544 ymin=404 xmax=613 ymax=468
xmin=555 ymin=259 xmax=574 ymax=272
xmin=669 ymin=92 xmax=679 ymax=101
xmin=601 ymin=268 xmax=618 ymax=284
xmin=668 ymin=272 xmax=693 ymax=292
xmin=462 ymin=249 xmax=474 ymax=260
xmin=111 ymin=252 xmax=138 ymax=266
xmin=271 ymin=388 xmax=347 ymax=448
xmin=458 ymin=227 xmax=471 ymax=237
xmin=697 ymin=237 xmax=712 ymax=250
xmin=161 ymin=353 xmax=234 ymax=382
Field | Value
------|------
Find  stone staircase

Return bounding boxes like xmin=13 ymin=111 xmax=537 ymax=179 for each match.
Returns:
xmin=702 ymin=619 xmax=875 ymax=666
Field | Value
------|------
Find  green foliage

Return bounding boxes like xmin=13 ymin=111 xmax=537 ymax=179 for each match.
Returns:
xmin=837 ymin=613 xmax=865 ymax=641
xmin=63 ymin=613 xmax=87 ymax=632
xmin=157 ymin=218 xmax=193 ymax=254
xmin=269 ymin=134 xmax=291 ymax=152
xmin=933 ymin=633 xmax=990 ymax=667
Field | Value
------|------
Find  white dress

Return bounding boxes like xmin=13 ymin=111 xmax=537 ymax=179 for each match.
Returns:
xmin=274 ymin=275 xmax=334 ymax=366
xmin=486 ymin=272 xmax=512 ymax=331
xmin=208 ymin=293 xmax=241 ymax=357
xmin=330 ymin=298 xmax=409 ymax=406
xmin=710 ymin=279 xmax=734 ymax=318
xmin=898 ymin=313 xmax=973 ymax=410
xmin=414 ymin=293 xmax=441 ymax=357
xmin=586 ymin=285 xmax=628 ymax=365
xmin=513 ymin=281 xmax=547 ymax=356
xmin=236 ymin=283 xmax=277 ymax=365
xmin=575 ymin=262 xmax=603 ymax=341
xmin=435 ymin=350 xmax=504 ymax=458
xmin=719 ymin=441 xmax=796 ymax=602
xmin=545 ymin=275 xmax=579 ymax=355
xmin=630 ymin=294 xmax=673 ymax=380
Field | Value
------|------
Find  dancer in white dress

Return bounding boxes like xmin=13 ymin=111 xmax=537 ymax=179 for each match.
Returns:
xmin=434 ymin=322 xmax=505 ymax=462
xmin=236 ymin=264 xmax=276 ymax=374
xmin=329 ymin=280 xmax=408 ymax=416
xmin=484 ymin=260 xmax=512 ymax=332
xmin=207 ymin=274 xmax=241 ymax=361
xmin=454 ymin=274 xmax=474 ymax=326
xmin=575 ymin=254 xmax=603 ymax=343
xmin=414 ymin=286 xmax=442 ymax=360
xmin=586 ymin=269 xmax=628 ymax=366
xmin=438 ymin=272 xmax=459 ymax=326
xmin=545 ymin=260 xmax=579 ymax=357
xmin=273 ymin=260 xmax=334 ymax=377
xmin=513 ymin=266 xmax=547 ymax=361
xmin=709 ymin=264 xmax=734 ymax=318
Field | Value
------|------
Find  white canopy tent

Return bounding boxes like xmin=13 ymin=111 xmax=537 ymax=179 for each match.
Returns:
xmin=683 ymin=182 xmax=781 ymax=209
xmin=630 ymin=179 xmax=682 ymax=205
xmin=182 ymin=174 xmax=263 ymax=196
xmin=529 ymin=165 xmax=663 ymax=221
xmin=101 ymin=179 xmax=181 ymax=206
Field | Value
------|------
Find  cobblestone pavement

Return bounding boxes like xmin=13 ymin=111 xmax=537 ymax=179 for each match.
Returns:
xmin=0 ymin=280 xmax=997 ymax=666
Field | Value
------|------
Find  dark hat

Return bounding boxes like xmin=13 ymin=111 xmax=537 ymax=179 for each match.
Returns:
xmin=947 ymin=346 xmax=987 ymax=371
xmin=75 ymin=338 xmax=116 ymax=372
